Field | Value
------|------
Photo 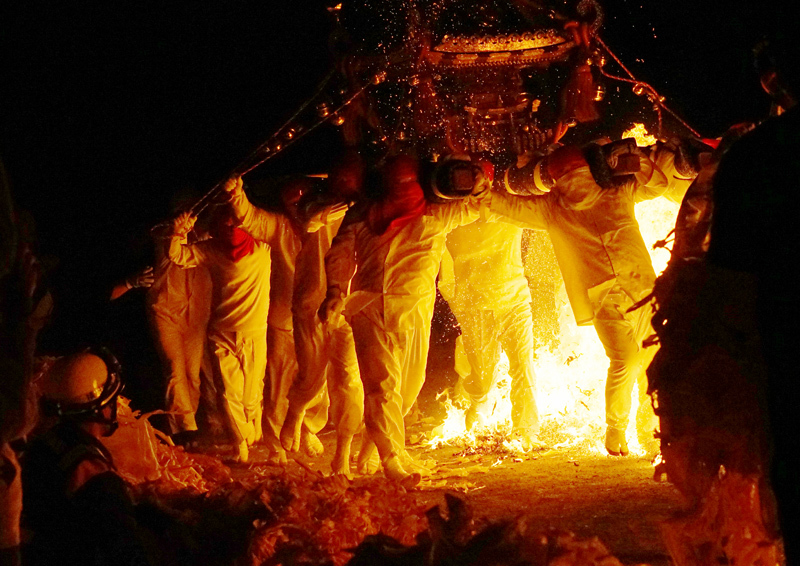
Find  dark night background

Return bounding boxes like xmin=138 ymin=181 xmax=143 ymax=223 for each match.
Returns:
xmin=0 ymin=0 xmax=795 ymax=407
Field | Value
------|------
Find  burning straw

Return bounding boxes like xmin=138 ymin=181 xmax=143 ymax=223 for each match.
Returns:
xmin=426 ymin=125 xmax=680 ymax=459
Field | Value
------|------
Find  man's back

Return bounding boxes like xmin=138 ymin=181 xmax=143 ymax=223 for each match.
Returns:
xmin=22 ymin=423 xmax=149 ymax=566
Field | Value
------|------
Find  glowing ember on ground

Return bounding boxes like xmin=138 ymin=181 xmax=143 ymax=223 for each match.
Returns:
xmin=428 ymin=322 xmax=644 ymax=456
xmin=428 ymin=124 xmax=681 ymax=459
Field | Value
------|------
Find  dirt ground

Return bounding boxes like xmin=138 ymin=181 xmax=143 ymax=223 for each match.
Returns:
xmin=414 ymin=446 xmax=682 ymax=565
xmin=229 ymin=426 xmax=685 ymax=566
xmin=210 ymin=328 xmax=688 ymax=565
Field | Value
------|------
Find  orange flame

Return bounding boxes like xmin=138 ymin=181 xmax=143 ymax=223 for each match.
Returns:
xmin=623 ymin=123 xmax=657 ymax=147
xmin=429 ymin=124 xmax=679 ymax=458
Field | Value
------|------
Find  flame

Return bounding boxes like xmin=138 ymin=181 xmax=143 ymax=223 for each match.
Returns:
xmin=625 ymin=122 xmax=681 ymax=276
xmin=535 ymin=317 xmax=612 ymax=454
xmin=428 ymin=124 xmax=680 ymax=458
xmin=622 ymin=123 xmax=657 ymax=147
xmin=636 ymin=195 xmax=678 ymax=277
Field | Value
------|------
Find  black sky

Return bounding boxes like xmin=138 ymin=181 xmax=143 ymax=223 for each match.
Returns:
xmin=1 ymin=0 xmax=794 ymax=265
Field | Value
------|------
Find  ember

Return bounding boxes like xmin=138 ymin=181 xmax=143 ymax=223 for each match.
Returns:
xmin=103 ymin=396 xmax=231 ymax=492
xmin=427 ymin=131 xmax=679 ymax=459
xmin=96 ymin=403 xmax=431 ymax=566
xmin=247 ymin=472 xmax=428 ymax=566
xmin=6 ymin=0 xmax=795 ymax=564
xmin=347 ymin=494 xmax=628 ymax=566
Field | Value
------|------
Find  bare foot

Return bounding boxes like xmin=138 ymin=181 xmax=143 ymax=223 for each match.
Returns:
xmin=331 ymin=434 xmax=353 ymax=477
xmin=267 ymin=447 xmax=288 ymax=465
xmin=383 ymin=455 xmax=421 ymax=488
xmin=236 ymin=441 xmax=249 ymax=464
xmin=605 ymin=427 xmax=629 ymax=456
xmin=279 ymin=409 xmax=303 ymax=452
xmin=301 ymin=428 xmax=324 ymax=457
xmin=357 ymin=438 xmax=379 ymax=475
xmin=512 ymin=429 xmax=547 ymax=452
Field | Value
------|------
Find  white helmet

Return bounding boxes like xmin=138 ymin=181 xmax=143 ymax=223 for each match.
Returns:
xmin=40 ymin=348 xmax=123 ymax=421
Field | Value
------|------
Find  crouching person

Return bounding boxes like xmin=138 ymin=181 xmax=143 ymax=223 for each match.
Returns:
xmin=21 ymin=350 xmax=157 ymax=566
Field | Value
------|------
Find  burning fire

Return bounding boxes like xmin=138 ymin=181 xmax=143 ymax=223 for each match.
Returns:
xmin=428 ymin=124 xmax=681 ymax=458
xmin=622 ymin=123 xmax=658 ymax=147
xmin=624 ymin=122 xmax=680 ymax=276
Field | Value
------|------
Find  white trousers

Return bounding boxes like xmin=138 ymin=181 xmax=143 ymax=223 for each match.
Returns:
xmin=593 ymin=286 xmax=656 ymax=432
xmin=208 ymin=328 xmax=266 ymax=444
xmin=452 ymin=301 xmax=540 ymax=434
xmin=263 ymin=324 xmax=330 ymax=449
xmin=287 ymin=311 xmax=364 ymax=439
xmin=150 ymin=313 xmax=209 ymax=434
xmin=349 ymin=302 xmax=429 ymax=461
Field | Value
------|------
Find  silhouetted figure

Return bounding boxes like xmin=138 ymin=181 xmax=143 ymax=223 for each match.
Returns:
xmin=706 ymin=35 xmax=800 ymax=564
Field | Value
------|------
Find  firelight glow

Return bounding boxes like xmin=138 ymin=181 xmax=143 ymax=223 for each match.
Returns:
xmin=428 ymin=124 xmax=681 ymax=458
xmin=622 ymin=122 xmax=658 ymax=147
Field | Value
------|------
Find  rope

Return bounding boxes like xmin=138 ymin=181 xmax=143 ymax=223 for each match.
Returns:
xmin=594 ymin=35 xmax=703 ymax=139
xmin=177 ymin=71 xmax=337 ymax=219
xmin=237 ymin=69 xmax=336 ymax=172
xmin=238 ymin=78 xmax=375 ymax=175
xmin=180 ymin=69 xmax=384 ymax=220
